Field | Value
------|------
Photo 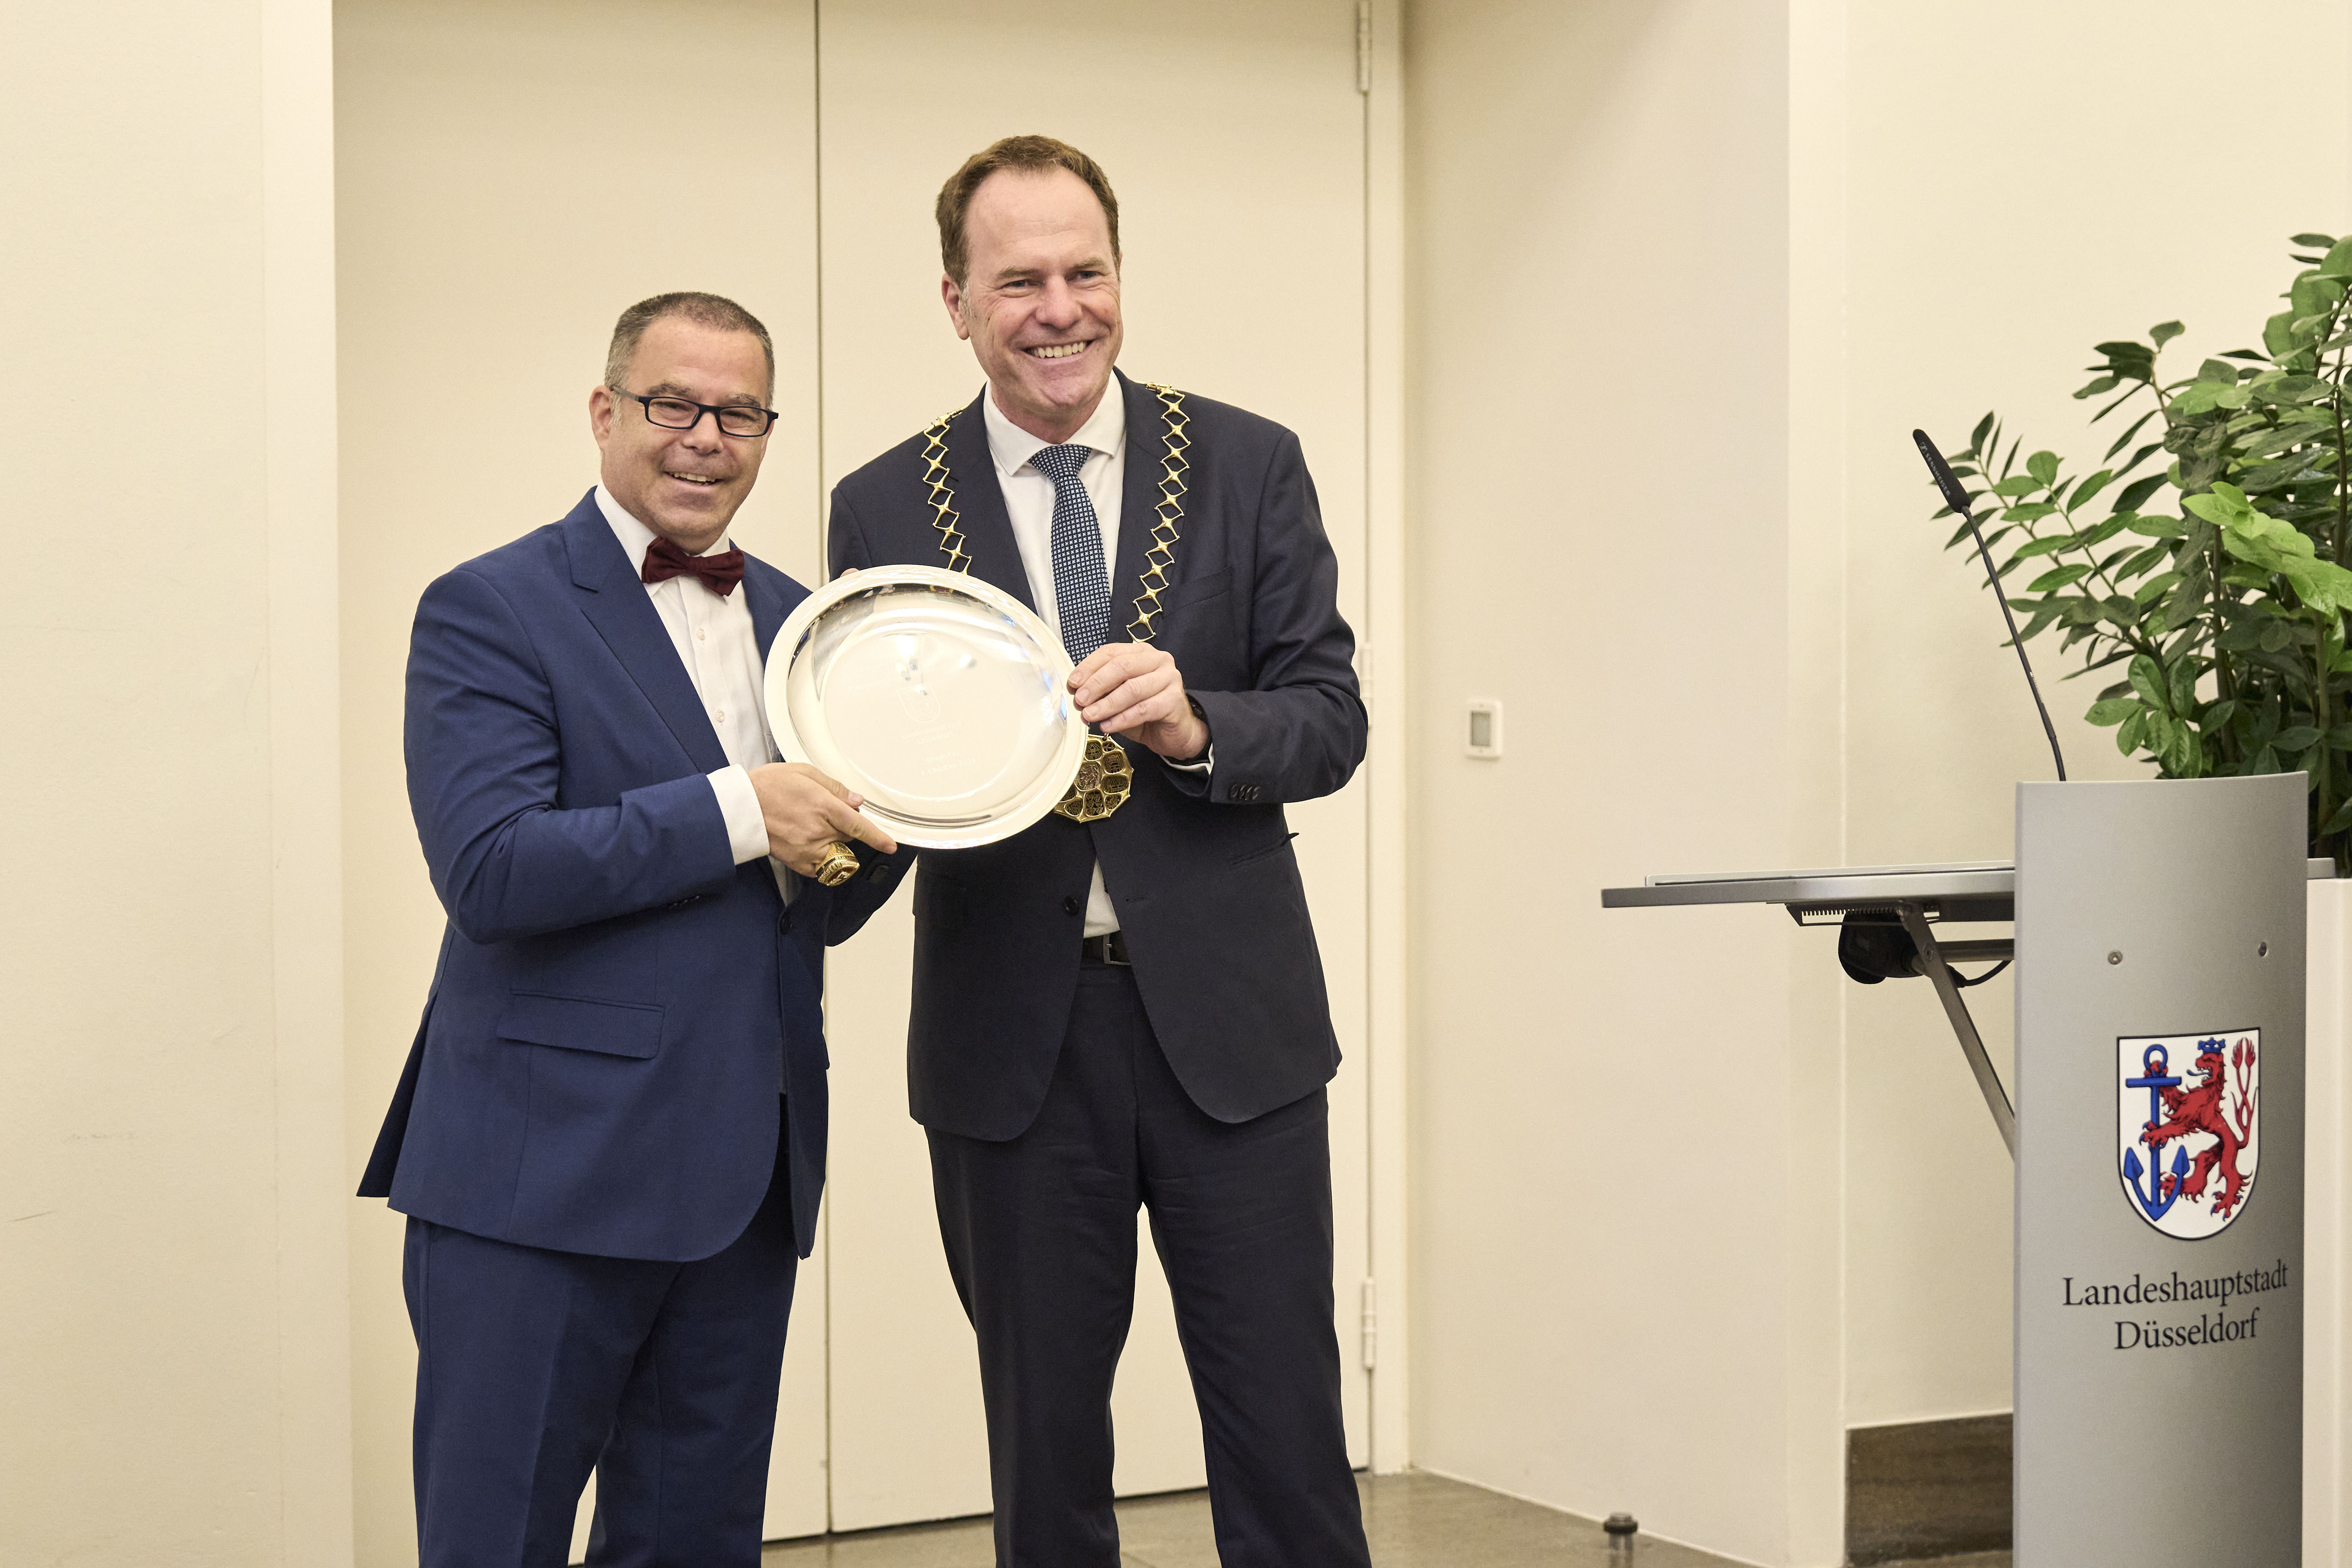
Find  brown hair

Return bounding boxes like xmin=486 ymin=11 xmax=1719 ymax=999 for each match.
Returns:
xmin=935 ymin=135 xmax=1121 ymax=288
xmin=604 ymin=291 xmax=775 ymax=395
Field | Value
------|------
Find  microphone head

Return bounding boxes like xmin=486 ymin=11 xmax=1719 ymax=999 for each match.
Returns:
xmin=1912 ymin=428 xmax=1974 ymax=517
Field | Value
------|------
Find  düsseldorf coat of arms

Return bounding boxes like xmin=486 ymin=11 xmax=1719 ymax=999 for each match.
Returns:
xmin=2117 ymin=1031 xmax=2260 ymax=1240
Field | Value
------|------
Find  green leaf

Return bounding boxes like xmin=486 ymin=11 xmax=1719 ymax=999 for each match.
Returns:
xmin=2134 ymin=569 xmax=2184 ymax=603
xmin=2265 ymin=310 xmax=2300 ymax=359
xmin=2028 ymin=563 xmax=2095 ymax=593
xmin=2293 ymin=233 xmax=2340 ymax=251
xmin=2130 ymin=653 xmax=2167 ymax=711
xmin=1991 ymin=475 xmax=2044 ymax=499
xmin=2119 ymin=710 xmax=2150 ymax=753
xmin=2069 ymin=468 xmax=2117 ymax=510
xmin=2291 ymin=274 xmax=2346 ymax=318
xmin=2174 ymin=381 xmax=2251 ymax=415
xmin=2087 ymin=698 xmax=2139 ymax=727
xmin=2190 ymin=481 xmax=2352 ymax=614
xmin=2009 ymin=535 xmax=2074 ymax=562
xmin=2026 ymin=450 xmax=2061 ymax=485
xmin=2151 ymin=320 xmax=2186 ymax=346
xmin=2201 ymin=699 xmax=2241 ymax=732
xmin=2078 ymin=517 xmax=2133 ymax=547
xmin=2104 ymin=412 xmax=2160 ymax=461
xmin=2115 ymin=473 xmax=2171 ymax=513
xmin=2167 ymin=721 xmax=2200 ymax=776
xmin=2001 ymin=502 xmax=2060 ymax=523
xmin=2324 ymin=798 xmax=2352 ymax=835
xmin=2168 ymin=658 xmax=2199 ymax=714
xmin=2329 ymin=723 xmax=2352 ymax=750
xmin=2127 ymin=514 xmax=2186 ymax=538
xmin=2277 ymin=725 xmax=2322 ymax=752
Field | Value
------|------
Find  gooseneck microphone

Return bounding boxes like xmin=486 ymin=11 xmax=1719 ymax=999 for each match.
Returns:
xmin=1913 ymin=429 xmax=2067 ymax=782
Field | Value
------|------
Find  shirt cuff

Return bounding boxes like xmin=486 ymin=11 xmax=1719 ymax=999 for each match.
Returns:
xmin=1163 ymin=744 xmax=1215 ymax=775
xmin=708 ymin=766 xmax=770 ymax=865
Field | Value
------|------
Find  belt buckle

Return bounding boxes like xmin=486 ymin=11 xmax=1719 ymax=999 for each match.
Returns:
xmin=1084 ymin=932 xmax=1132 ymax=967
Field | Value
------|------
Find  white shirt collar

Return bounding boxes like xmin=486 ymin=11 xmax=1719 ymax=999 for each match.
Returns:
xmin=594 ymin=484 xmax=733 ymax=567
xmin=980 ymin=380 xmax=1127 ymax=478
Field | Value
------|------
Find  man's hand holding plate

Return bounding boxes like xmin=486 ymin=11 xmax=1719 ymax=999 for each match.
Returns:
xmin=1069 ymin=642 xmax=1210 ymax=760
xmin=750 ymin=761 xmax=899 ymax=880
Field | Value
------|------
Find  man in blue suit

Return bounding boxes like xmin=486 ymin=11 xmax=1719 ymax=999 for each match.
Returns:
xmin=359 ymin=292 xmax=905 ymax=1568
xmin=830 ymin=138 xmax=1373 ymax=1567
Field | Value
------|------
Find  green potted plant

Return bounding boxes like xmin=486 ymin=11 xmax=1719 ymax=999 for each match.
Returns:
xmin=1926 ymin=233 xmax=2352 ymax=869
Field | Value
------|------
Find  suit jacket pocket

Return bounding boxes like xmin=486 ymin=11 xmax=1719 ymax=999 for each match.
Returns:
xmin=914 ymin=864 xmax=968 ymax=937
xmin=498 ymin=992 xmax=665 ymax=1059
xmin=1229 ymin=832 xmax=1299 ymax=869
xmin=1169 ymin=567 xmax=1234 ymax=609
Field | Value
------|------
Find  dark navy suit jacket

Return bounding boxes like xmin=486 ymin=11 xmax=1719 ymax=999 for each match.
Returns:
xmin=358 ymin=492 xmax=905 ymax=1261
xmin=828 ymin=373 xmax=1367 ymax=1140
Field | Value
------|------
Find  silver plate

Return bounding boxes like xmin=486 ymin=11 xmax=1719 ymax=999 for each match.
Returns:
xmin=764 ymin=565 xmax=1085 ymax=849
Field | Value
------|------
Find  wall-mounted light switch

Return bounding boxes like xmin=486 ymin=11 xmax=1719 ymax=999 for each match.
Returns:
xmin=1466 ymin=698 xmax=1503 ymax=759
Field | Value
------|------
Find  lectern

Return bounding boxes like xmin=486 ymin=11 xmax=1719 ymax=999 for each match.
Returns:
xmin=1604 ymin=775 xmax=2317 ymax=1567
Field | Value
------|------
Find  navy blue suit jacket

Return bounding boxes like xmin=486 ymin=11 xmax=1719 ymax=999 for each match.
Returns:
xmin=829 ymin=373 xmax=1367 ymax=1140
xmin=358 ymin=492 xmax=905 ymax=1261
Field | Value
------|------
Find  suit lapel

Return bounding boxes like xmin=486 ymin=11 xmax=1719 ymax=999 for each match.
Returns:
xmin=744 ymin=559 xmax=795 ymax=665
xmin=1107 ymin=371 xmax=1162 ymax=646
xmin=943 ymin=391 xmax=1039 ymax=614
xmin=562 ymin=498 xmax=731 ymax=775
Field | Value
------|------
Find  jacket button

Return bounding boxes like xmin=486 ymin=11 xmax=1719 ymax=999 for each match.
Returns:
xmin=777 ymin=910 xmax=793 ymax=934
xmin=1063 ymin=896 xmax=1080 ymax=916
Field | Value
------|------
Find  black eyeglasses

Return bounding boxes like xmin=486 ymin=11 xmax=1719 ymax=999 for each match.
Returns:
xmin=611 ymin=389 xmax=779 ymax=438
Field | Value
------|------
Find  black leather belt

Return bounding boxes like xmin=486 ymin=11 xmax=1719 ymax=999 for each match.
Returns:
xmin=1079 ymin=931 xmax=1132 ymax=966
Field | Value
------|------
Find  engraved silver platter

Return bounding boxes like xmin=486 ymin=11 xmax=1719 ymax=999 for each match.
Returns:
xmin=764 ymin=564 xmax=1085 ymax=849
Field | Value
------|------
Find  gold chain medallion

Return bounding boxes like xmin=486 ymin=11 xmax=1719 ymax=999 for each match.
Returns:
xmin=1060 ymin=734 xmax=1135 ymax=822
xmin=916 ymin=387 xmax=1190 ymax=825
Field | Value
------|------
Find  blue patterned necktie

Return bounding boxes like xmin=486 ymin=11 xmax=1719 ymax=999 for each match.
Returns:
xmin=1032 ymin=443 xmax=1113 ymax=664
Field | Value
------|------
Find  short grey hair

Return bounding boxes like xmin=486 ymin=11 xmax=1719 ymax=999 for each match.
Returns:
xmin=604 ymin=291 xmax=775 ymax=395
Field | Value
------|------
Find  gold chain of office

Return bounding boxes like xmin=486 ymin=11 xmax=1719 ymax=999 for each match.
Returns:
xmin=917 ymin=384 xmax=1190 ymax=822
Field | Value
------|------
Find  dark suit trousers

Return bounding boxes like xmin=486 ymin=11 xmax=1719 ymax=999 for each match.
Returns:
xmin=404 ymin=1098 xmax=798 ymax=1568
xmin=928 ymin=965 xmax=1371 ymax=1568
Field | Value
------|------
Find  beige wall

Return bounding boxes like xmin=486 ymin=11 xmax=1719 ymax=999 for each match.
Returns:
xmin=1404 ymin=2 xmax=1812 ymax=1561
xmin=0 ymin=1 xmax=348 ymax=1564
xmin=1407 ymin=0 xmax=2352 ymax=1562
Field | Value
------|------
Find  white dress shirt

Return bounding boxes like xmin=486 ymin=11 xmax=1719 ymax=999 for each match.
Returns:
xmin=594 ymin=486 xmax=792 ymax=897
xmin=982 ymin=387 xmax=1208 ymax=937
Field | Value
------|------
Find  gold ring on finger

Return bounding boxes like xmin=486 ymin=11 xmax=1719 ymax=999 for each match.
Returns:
xmin=814 ymin=841 xmax=860 ymax=887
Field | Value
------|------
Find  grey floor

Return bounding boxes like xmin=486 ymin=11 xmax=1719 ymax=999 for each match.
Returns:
xmin=760 ymin=1471 xmax=2015 ymax=1567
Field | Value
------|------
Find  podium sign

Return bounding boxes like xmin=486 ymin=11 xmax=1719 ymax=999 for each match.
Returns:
xmin=2014 ymin=777 xmax=2304 ymax=1566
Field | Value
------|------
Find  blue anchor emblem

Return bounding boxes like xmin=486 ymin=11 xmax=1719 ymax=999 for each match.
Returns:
xmin=2123 ymin=1043 xmax=2190 ymax=1220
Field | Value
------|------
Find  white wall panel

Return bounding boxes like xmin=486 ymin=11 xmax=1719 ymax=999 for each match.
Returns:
xmin=0 ymin=1 xmax=348 ymax=1562
xmin=1404 ymin=1 xmax=1802 ymax=1561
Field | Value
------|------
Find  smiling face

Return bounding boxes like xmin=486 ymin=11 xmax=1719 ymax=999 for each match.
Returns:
xmin=589 ymin=315 xmax=773 ymax=553
xmin=943 ymin=167 xmax=1123 ymax=444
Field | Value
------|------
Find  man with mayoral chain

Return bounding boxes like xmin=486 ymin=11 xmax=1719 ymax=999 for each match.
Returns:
xmin=828 ymin=134 xmax=1372 ymax=1568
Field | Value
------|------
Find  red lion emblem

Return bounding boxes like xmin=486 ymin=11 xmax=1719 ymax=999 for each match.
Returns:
xmin=2144 ymin=1037 xmax=2258 ymax=1218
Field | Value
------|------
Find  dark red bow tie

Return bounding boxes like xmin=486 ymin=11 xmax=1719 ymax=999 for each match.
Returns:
xmin=641 ymin=535 xmax=745 ymax=598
